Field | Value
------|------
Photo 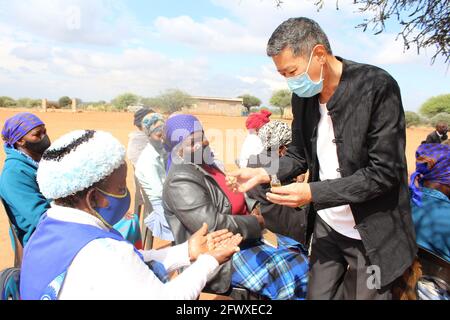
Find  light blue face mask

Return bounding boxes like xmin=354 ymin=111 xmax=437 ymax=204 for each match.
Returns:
xmin=286 ymin=48 xmax=324 ymax=98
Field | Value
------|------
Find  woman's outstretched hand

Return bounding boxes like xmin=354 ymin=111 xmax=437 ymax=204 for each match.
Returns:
xmin=188 ymin=223 xmax=242 ymax=264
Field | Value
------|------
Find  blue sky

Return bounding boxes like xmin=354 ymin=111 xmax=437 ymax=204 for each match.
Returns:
xmin=0 ymin=0 xmax=448 ymax=111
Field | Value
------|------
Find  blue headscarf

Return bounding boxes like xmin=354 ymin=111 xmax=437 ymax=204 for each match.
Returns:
xmin=2 ymin=113 xmax=44 ymax=148
xmin=409 ymin=143 xmax=450 ymax=206
xmin=163 ymin=114 xmax=203 ymax=172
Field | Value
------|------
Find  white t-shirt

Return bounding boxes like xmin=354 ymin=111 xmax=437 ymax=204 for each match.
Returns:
xmin=316 ymin=103 xmax=361 ymax=240
xmin=239 ymin=133 xmax=264 ymax=168
xmin=46 ymin=205 xmax=219 ymax=300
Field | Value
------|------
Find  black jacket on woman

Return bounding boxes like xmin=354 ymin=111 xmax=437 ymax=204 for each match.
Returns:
xmin=162 ymin=161 xmax=261 ymax=294
xmin=258 ymin=57 xmax=417 ymax=287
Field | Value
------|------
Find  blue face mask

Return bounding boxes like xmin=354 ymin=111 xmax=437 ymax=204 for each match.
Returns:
xmin=93 ymin=188 xmax=131 ymax=228
xmin=286 ymin=48 xmax=323 ymax=98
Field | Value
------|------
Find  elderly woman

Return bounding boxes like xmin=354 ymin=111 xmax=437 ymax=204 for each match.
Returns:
xmin=246 ymin=121 xmax=307 ymax=244
xmin=162 ymin=114 xmax=309 ymax=300
xmin=238 ymin=110 xmax=271 ymax=168
xmin=135 ymin=113 xmax=174 ymax=241
xmin=0 ymin=113 xmax=51 ymax=246
xmin=20 ymin=130 xmax=242 ymax=300
xmin=410 ymin=143 xmax=450 ymax=262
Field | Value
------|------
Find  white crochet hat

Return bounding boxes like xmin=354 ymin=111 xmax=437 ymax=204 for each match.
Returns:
xmin=37 ymin=130 xmax=126 ymax=199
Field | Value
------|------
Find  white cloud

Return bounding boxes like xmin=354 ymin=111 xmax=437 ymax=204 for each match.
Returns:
xmin=154 ymin=15 xmax=267 ymax=55
xmin=1 ymin=0 xmax=140 ymax=46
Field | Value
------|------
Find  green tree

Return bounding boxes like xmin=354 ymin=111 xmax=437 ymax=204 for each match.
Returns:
xmin=141 ymin=97 xmax=163 ymax=110
xmin=430 ymin=112 xmax=450 ymax=127
xmin=0 ymin=96 xmax=17 ymax=108
xmin=155 ymin=89 xmax=193 ymax=113
xmin=405 ymin=111 xmax=424 ymax=128
xmin=419 ymin=94 xmax=450 ymax=118
xmin=238 ymin=94 xmax=262 ymax=113
xmin=274 ymin=0 xmax=449 ymax=64
xmin=270 ymin=89 xmax=292 ymax=118
xmin=58 ymin=96 xmax=72 ymax=109
xmin=16 ymin=98 xmax=41 ymax=108
xmin=111 ymin=93 xmax=141 ymax=111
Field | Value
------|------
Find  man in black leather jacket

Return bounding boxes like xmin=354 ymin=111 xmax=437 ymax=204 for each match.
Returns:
xmin=228 ymin=17 xmax=417 ymax=300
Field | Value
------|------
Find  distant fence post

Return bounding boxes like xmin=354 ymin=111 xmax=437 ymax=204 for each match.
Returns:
xmin=71 ymin=98 xmax=77 ymax=112
xmin=42 ymin=99 xmax=47 ymax=112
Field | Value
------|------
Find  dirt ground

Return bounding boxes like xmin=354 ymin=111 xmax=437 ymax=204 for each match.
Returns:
xmin=0 ymin=109 xmax=433 ymax=293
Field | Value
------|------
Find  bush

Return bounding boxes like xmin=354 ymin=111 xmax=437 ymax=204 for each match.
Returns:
xmin=0 ymin=96 xmax=17 ymax=108
xmin=405 ymin=111 xmax=423 ymax=127
xmin=111 ymin=93 xmax=141 ymax=111
xmin=16 ymin=98 xmax=41 ymax=108
xmin=58 ymin=96 xmax=72 ymax=109
xmin=430 ymin=112 xmax=450 ymax=127
xmin=419 ymin=94 xmax=450 ymax=118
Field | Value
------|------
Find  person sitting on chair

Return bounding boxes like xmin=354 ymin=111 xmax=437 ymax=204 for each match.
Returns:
xmin=20 ymin=129 xmax=242 ymax=300
xmin=238 ymin=110 xmax=271 ymax=168
xmin=0 ymin=113 xmax=51 ymax=247
xmin=162 ymin=115 xmax=309 ymax=300
xmin=410 ymin=143 xmax=450 ymax=262
xmin=135 ymin=113 xmax=174 ymax=241
xmin=127 ymin=107 xmax=154 ymax=167
xmin=246 ymin=120 xmax=307 ymax=244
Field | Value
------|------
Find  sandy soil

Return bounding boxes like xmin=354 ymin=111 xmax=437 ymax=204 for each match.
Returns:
xmin=0 ymin=109 xmax=433 ymax=297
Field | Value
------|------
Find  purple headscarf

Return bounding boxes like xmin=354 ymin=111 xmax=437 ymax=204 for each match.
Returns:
xmin=409 ymin=143 xmax=450 ymax=206
xmin=163 ymin=114 xmax=203 ymax=172
xmin=2 ymin=113 xmax=44 ymax=148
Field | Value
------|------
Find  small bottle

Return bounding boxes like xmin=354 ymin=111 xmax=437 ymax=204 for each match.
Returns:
xmin=270 ymin=175 xmax=281 ymax=187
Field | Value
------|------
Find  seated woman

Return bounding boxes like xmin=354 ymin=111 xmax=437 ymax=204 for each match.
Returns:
xmin=0 ymin=113 xmax=52 ymax=247
xmin=409 ymin=143 xmax=450 ymax=262
xmin=162 ymin=114 xmax=309 ymax=300
xmin=135 ymin=113 xmax=174 ymax=241
xmin=246 ymin=120 xmax=307 ymax=244
xmin=20 ymin=130 xmax=242 ymax=300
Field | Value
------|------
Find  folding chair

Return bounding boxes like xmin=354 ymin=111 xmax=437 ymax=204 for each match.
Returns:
xmin=134 ymin=175 xmax=154 ymax=250
xmin=0 ymin=268 xmax=20 ymax=300
xmin=417 ymin=246 xmax=450 ymax=299
xmin=1 ymin=200 xmax=23 ymax=268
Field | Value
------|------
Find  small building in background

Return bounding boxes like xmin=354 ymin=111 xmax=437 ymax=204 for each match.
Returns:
xmin=183 ymin=96 xmax=245 ymax=116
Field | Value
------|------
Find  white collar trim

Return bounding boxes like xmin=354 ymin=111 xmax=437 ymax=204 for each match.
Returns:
xmin=46 ymin=204 xmax=110 ymax=231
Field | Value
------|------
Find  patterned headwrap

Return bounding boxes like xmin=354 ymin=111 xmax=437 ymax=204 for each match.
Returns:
xmin=409 ymin=143 xmax=450 ymax=206
xmin=163 ymin=114 xmax=203 ymax=172
xmin=142 ymin=113 xmax=165 ymax=137
xmin=1 ymin=113 xmax=44 ymax=148
xmin=258 ymin=120 xmax=292 ymax=151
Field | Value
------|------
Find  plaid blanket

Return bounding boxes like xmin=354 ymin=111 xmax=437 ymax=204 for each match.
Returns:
xmin=231 ymin=234 xmax=309 ymax=300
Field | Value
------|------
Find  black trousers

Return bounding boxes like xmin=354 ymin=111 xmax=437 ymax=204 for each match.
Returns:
xmin=307 ymin=215 xmax=393 ymax=300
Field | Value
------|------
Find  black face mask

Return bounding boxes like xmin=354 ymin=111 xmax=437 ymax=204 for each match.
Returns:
xmin=185 ymin=144 xmax=214 ymax=166
xmin=150 ymin=138 xmax=164 ymax=153
xmin=24 ymin=135 xmax=51 ymax=155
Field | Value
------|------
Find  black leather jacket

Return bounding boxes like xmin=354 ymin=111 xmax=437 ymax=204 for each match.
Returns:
xmin=162 ymin=160 xmax=262 ymax=294
xmin=261 ymin=57 xmax=417 ymax=287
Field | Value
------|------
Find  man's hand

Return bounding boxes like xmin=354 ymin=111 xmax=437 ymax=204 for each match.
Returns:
xmin=266 ymin=182 xmax=313 ymax=208
xmin=225 ymin=167 xmax=270 ymax=193
xmin=188 ymin=223 xmax=235 ymax=262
